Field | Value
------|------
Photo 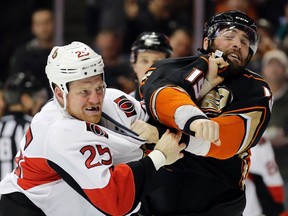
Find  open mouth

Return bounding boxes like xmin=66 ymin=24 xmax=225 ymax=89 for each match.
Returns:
xmin=85 ymin=106 xmax=100 ymax=112
xmin=227 ymin=52 xmax=241 ymax=63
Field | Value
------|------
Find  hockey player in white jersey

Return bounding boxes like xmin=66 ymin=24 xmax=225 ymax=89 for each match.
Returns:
xmin=0 ymin=41 xmax=186 ymax=216
xmin=243 ymin=134 xmax=288 ymax=216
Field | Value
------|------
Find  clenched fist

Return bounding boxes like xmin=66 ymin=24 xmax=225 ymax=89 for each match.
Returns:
xmin=189 ymin=119 xmax=221 ymax=146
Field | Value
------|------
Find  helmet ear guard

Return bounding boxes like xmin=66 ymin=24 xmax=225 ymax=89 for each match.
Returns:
xmin=45 ymin=41 xmax=105 ymax=94
xmin=130 ymin=32 xmax=173 ymax=63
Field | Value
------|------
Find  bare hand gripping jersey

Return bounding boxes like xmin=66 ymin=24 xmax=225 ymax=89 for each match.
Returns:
xmin=0 ymin=88 xmax=153 ymax=216
xmin=139 ymin=54 xmax=273 ymax=215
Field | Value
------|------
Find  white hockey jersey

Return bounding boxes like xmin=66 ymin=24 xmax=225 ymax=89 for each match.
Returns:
xmin=243 ymin=135 xmax=284 ymax=216
xmin=0 ymin=88 xmax=153 ymax=216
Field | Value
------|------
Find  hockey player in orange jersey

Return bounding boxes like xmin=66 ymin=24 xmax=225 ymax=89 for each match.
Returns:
xmin=139 ymin=10 xmax=273 ymax=216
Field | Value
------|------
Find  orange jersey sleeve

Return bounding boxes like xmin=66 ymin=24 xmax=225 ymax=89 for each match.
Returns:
xmin=152 ymin=87 xmax=204 ymax=130
xmin=206 ymin=115 xmax=245 ymax=159
xmin=205 ymin=103 xmax=269 ymax=159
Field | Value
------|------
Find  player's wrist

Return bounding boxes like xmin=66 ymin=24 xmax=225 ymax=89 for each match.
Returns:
xmin=199 ymin=78 xmax=213 ymax=97
xmin=148 ymin=149 xmax=166 ymax=170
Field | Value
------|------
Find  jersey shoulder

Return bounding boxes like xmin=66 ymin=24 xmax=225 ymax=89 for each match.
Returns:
xmin=241 ymin=69 xmax=271 ymax=90
xmin=244 ymin=69 xmax=268 ymax=83
xmin=104 ymin=88 xmax=140 ymax=110
xmin=151 ymin=55 xmax=206 ymax=71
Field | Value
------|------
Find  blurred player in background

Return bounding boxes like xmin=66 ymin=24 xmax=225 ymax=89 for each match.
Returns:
xmin=0 ymin=72 xmax=46 ymax=180
xmin=244 ymin=134 xmax=288 ymax=216
xmin=130 ymin=31 xmax=172 ymax=100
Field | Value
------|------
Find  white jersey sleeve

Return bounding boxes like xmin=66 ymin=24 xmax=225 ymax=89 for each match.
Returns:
xmin=103 ymin=88 xmax=149 ymax=125
xmin=249 ymin=137 xmax=283 ymax=186
xmin=244 ymin=135 xmax=285 ymax=216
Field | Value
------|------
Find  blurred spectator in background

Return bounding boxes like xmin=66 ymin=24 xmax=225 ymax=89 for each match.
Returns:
xmin=244 ymin=135 xmax=288 ymax=216
xmin=122 ymin=0 xmax=192 ymax=54
xmin=215 ymin=0 xmax=258 ymax=21
xmin=93 ymin=28 xmax=136 ymax=94
xmin=84 ymin=0 xmax=126 ymax=39
xmin=275 ymin=1 xmax=288 ymax=54
xmin=169 ymin=27 xmax=193 ymax=58
xmin=248 ymin=18 xmax=276 ymax=73
xmin=0 ymin=82 xmax=6 ymax=118
xmin=0 ymin=72 xmax=47 ymax=180
xmin=9 ymin=8 xmax=55 ymax=98
xmin=129 ymin=32 xmax=173 ymax=100
xmin=0 ymin=0 xmax=53 ymax=83
xmin=262 ymin=49 xmax=288 ymax=208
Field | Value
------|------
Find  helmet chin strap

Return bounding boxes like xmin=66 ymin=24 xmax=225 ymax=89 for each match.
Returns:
xmin=62 ymin=92 xmax=68 ymax=111
xmin=54 ymin=92 xmax=76 ymax=121
xmin=54 ymin=91 xmax=68 ymax=111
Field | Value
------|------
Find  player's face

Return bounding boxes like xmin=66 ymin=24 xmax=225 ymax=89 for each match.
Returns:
xmin=133 ymin=50 xmax=166 ymax=82
xmin=169 ymin=30 xmax=192 ymax=57
xmin=262 ymin=59 xmax=287 ymax=84
xmin=32 ymin=10 xmax=54 ymax=41
xmin=206 ymin=28 xmax=251 ymax=68
xmin=65 ymin=75 xmax=105 ymax=124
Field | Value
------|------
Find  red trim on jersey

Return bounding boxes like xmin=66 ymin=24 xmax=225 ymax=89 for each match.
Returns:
xmin=207 ymin=115 xmax=245 ymax=159
xmin=17 ymin=157 xmax=61 ymax=190
xmin=154 ymin=88 xmax=196 ymax=129
xmin=268 ymin=186 xmax=285 ymax=203
xmin=84 ymin=164 xmax=135 ymax=216
xmin=24 ymin=127 xmax=33 ymax=150
xmin=280 ymin=211 xmax=288 ymax=216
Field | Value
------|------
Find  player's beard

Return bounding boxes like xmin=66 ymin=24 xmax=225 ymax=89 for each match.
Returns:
xmin=207 ymin=43 xmax=249 ymax=78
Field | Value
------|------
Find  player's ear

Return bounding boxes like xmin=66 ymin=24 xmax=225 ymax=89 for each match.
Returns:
xmin=55 ymin=86 xmax=64 ymax=105
xmin=203 ymin=37 xmax=209 ymax=50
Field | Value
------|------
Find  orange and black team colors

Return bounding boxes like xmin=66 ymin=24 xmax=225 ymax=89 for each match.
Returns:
xmin=140 ymin=53 xmax=272 ymax=215
xmin=141 ymin=55 xmax=272 ymax=159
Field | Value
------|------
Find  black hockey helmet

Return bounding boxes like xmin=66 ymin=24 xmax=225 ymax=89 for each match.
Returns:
xmin=4 ymin=72 xmax=43 ymax=105
xmin=130 ymin=32 xmax=173 ymax=63
xmin=203 ymin=10 xmax=258 ymax=55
